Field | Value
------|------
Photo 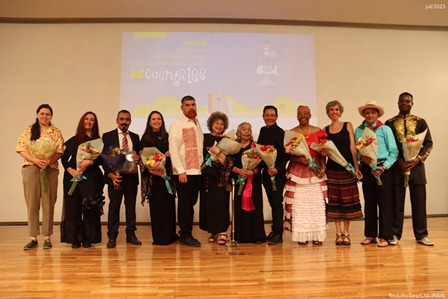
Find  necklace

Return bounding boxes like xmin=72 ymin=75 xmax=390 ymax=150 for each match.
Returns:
xmin=298 ymin=126 xmax=311 ymax=138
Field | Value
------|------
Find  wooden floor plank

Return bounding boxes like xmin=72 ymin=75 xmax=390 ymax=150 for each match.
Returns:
xmin=0 ymin=218 xmax=447 ymax=298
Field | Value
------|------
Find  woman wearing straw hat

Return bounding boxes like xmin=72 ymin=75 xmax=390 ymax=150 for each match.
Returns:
xmin=355 ymin=100 xmax=398 ymax=248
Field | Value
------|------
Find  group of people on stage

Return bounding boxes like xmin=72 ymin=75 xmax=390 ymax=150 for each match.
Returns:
xmin=16 ymin=92 xmax=434 ymax=250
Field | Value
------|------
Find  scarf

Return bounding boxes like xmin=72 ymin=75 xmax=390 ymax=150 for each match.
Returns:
xmin=242 ymin=141 xmax=256 ymax=212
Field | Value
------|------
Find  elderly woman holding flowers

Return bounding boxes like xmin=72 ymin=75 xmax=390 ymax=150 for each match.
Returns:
xmin=140 ymin=111 xmax=178 ymax=245
xmin=230 ymin=122 xmax=266 ymax=244
xmin=284 ymin=105 xmax=328 ymax=246
xmin=355 ymin=100 xmax=398 ymax=248
xmin=200 ymin=112 xmax=234 ymax=245
xmin=16 ymin=104 xmax=64 ymax=250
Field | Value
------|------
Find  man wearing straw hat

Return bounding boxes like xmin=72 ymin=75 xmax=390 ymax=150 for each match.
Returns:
xmin=355 ymin=100 xmax=398 ymax=248
xmin=385 ymin=92 xmax=434 ymax=246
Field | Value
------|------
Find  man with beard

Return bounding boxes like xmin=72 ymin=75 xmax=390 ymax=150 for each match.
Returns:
xmin=385 ymin=92 xmax=434 ymax=246
xmin=169 ymin=95 xmax=204 ymax=246
xmin=102 ymin=110 xmax=141 ymax=248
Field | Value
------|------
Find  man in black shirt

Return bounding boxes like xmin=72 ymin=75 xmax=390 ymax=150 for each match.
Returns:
xmin=257 ymin=105 xmax=289 ymax=245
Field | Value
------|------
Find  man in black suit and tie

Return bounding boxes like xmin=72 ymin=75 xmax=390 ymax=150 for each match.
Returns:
xmin=102 ymin=110 xmax=142 ymax=248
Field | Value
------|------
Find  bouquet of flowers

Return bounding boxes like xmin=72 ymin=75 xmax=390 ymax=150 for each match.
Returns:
xmin=201 ymin=129 xmax=242 ymax=170
xmin=141 ymin=147 xmax=173 ymax=195
xmin=310 ymin=140 xmax=361 ymax=180
xmin=25 ymin=136 xmax=57 ymax=193
xmin=68 ymin=138 xmax=103 ymax=196
xmin=237 ymin=148 xmax=262 ymax=196
xmin=284 ymin=130 xmax=319 ymax=174
xmin=402 ymin=129 xmax=427 ymax=187
xmin=356 ymin=127 xmax=381 ymax=185
xmin=100 ymin=146 xmax=135 ymax=190
xmin=255 ymin=143 xmax=278 ymax=191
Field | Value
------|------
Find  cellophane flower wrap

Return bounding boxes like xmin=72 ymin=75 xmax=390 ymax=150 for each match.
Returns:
xmin=237 ymin=148 xmax=262 ymax=196
xmin=25 ymin=136 xmax=57 ymax=193
xmin=402 ymin=129 xmax=427 ymax=187
xmin=100 ymin=147 xmax=135 ymax=189
xmin=311 ymin=139 xmax=360 ymax=180
xmin=255 ymin=143 xmax=278 ymax=191
xmin=201 ymin=129 xmax=242 ymax=170
xmin=284 ymin=130 xmax=319 ymax=174
xmin=68 ymin=138 xmax=103 ymax=196
xmin=356 ymin=127 xmax=381 ymax=185
xmin=141 ymin=147 xmax=173 ymax=195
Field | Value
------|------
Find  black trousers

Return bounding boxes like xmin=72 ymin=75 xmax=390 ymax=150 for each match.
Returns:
xmin=360 ymin=165 xmax=393 ymax=241
xmin=392 ymin=182 xmax=428 ymax=240
xmin=107 ymin=174 xmax=138 ymax=240
xmin=262 ymin=171 xmax=286 ymax=235
xmin=174 ymin=174 xmax=201 ymax=237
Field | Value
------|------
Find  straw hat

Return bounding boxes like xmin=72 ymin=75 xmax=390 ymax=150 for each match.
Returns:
xmin=358 ymin=100 xmax=384 ymax=117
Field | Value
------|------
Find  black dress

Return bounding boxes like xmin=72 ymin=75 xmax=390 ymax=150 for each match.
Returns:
xmin=60 ymin=136 xmax=104 ymax=245
xmin=199 ymin=134 xmax=232 ymax=235
xmin=140 ymin=132 xmax=178 ymax=245
xmin=231 ymin=142 xmax=266 ymax=243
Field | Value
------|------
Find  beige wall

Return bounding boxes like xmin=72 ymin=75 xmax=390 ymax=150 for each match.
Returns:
xmin=1 ymin=22 xmax=447 ymax=223
xmin=1 ymin=0 xmax=448 ymax=28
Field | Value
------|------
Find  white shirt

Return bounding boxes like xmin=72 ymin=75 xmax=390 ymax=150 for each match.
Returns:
xmin=168 ymin=114 xmax=203 ymax=175
xmin=117 ymin=128 xmax=133 ymax=151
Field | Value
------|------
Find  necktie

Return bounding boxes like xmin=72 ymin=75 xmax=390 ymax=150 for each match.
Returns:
xmin=122 ymin=132 xmax=129 ymax=151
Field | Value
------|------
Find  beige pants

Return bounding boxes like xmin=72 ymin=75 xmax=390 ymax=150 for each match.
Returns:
xmin=22 ymin=165 xmax=59 ymax=237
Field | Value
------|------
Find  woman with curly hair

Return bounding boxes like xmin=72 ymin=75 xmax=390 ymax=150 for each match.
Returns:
xmin=200 ymin=111 xmax=234 ymax=245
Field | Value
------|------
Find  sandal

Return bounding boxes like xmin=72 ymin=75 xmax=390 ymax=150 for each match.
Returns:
xmin=208 ymin=234 xmax=217 ymax=243
xmin=312 ymin=240 xmax=323 ymax=246
xmin=377 ymin=238 xmax=388 ymax=248
xmin=298 ymin=241 xmax=308 ymax=246
xmin=360 ymin=237 xmax=377 ymax=245
xmin=335 ymin=234 xmax=344 ymax=246
xmin=218 ymin=233 xmax=228 ymax=245
xmin=342 ymin=234 xmax=351 ymax=246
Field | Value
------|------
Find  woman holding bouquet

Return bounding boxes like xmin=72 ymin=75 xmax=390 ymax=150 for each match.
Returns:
xmin=355 ymin=100 xmax=398 ymax=247
xmin=200 ymin=112 xmax=234 ymax=245
xmin=323 ymin=101 xmax=363 ymax=246
xmin=16 ymin=104 xmax=64 ymax=250
xmin=230 ymin=122 xmax=266 ymax=244
xmin=140 ymin=111 xmax=178 ymax=245
xmin=284 ymin=105 xmax=328 ymax=246
xmin=61 ymin=111 xmax=104 ymax=248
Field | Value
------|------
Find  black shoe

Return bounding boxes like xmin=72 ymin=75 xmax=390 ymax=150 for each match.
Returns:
xmin=268 ymin=233 xmax=283 ymax=245
xmin=82 ymin=241 xmax=92 ymax=248
xmin=126 ymin=235 xmax=142 ymax=245
xmin=72 ymin=242 xmax=81 ymax=248
xmin=107 ymin=239 xmax=116 ymax=248
xmin=179 ymin=235 xmax=201 ymax=247
xmin=24 ymin=239 xmax=38 ymax=250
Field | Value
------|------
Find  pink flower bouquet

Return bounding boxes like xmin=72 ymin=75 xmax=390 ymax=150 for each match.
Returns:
xmin=402 ymin=129 xmax=427 ymax=187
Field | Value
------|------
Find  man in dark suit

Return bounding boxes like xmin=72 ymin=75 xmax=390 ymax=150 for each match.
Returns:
xmin=102 ymin=110 xmax=142 ymax=248
xmin=386 ymin=92 xmax=434 ymax=246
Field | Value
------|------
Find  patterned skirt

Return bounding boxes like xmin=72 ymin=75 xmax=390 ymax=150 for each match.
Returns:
xmin=325 ymin=168 xmax=363 ymax=220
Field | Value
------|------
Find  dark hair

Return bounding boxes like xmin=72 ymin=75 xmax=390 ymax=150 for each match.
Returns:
xmin=206 ymin=111 xmax=229 ymax=133
xmin=263 ymin=105 xmax=278 ymax=116
xmin=325 ymin=100 xmax=344 ymax=115
xmin=116 ymin=110 xmax=131 ymax=119
xmin=399 ymin=92 xmax=413 ymax=99
xmin=181 ymin=95 xmax=195 ymax=104
xmin=75 ymin=111 xmax=100 ymax=144
xmin=142 ymin=111 xmax=168 ymax=145
xmin=30 ymin=104 xmax=53 ymax=141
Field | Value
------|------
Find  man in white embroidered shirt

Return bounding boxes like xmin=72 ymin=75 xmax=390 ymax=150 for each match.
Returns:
xmin=169 ymin=95 xmax=204 ymax=247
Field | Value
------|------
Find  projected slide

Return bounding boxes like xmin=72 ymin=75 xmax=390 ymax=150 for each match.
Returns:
xmin=120 ymin=32 xmax=316 ymax=134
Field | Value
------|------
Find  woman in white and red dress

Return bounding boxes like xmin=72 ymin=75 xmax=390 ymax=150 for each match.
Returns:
xmin=284 ymin=105 xmax=328 ymax=246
